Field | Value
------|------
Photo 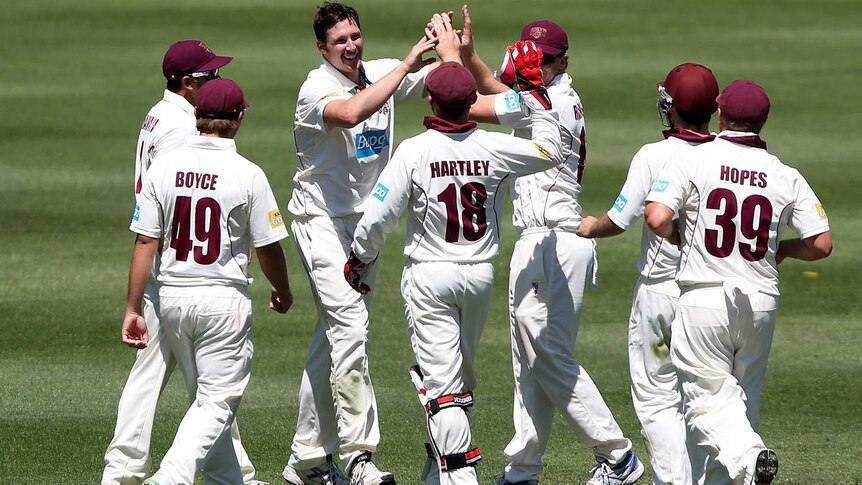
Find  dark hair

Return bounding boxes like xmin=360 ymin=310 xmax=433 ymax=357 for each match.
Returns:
xmin=675 ymin=107 xmax=712 ymax=128
xmin=166 ymin=77 xmax=183 ymax=93
xmin=435 ymin=103 xmax=470 ymax=121
xmin=196 ymin=118 xmax=240 ymax=137
xmin=313 ymin=2 xmax=360 ymax=42
xmin=542 ymin=52 xmax=565 ymax=66
xmin=725 ymin=119 xmax=764 ymax=134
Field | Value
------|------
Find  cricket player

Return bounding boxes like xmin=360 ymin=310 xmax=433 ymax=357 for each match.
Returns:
xmin=577 ymin=62 xmax=721 ymax=485
xmin=644 ymin=80 xmax=832 ymax=485
xmin=103 ymin=40 xmax=266 ymax=485
xmin=283 ymin=3 xmax=453 ymax=484
xmin=457 ymin=10 xmax=643 ymax=485
xmin=122 ymin=78 xmax=294 ymax=485
xmin=348 ymin=33 xmax=565 ymax=483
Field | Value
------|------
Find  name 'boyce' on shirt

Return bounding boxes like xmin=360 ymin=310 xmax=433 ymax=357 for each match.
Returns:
xmin=176 ymin=171 xmax=219 ymax=190
xmin=430 ymin=160 xmax=490 ymax=179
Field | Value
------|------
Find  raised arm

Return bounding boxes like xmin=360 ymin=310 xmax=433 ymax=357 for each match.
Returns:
xmin=458 ymin=5 xmax=509 ymax=95
xmin=324 ymin=36 xmax=437 ymax=128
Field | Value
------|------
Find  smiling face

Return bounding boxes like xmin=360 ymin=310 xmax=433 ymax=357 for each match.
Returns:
xmin=318 ymin=18 xmax=363 ymax=83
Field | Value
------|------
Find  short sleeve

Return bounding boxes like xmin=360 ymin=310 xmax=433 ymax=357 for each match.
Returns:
xmin=788 ymin=169 xmax=830 ymax=239
xmin=295 ymin=78 xmax=350 ymax=133
xmin=645 ymin=155 xmax=688 ymax=212
xmin=130 ymin=165 xmax=163 ymax=238
xmin=493 ymin=90 xmax=531 ymax=129
xmin=394 ymin=62 xmax=431 ymax=104
xmin=249 ymin=167 xmax=289 ymax=247
xmin=607 ymin=147 xmax=654 ymax=229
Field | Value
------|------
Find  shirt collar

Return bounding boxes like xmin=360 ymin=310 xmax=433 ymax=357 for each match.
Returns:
xmin=423 ymin=116 xmax=477 ymax=133
xmin=185 ymin=134 xmax=237 ymax=151
xmin=662 ymin=128 xmax=715 ymax=143
xmin=717 ymin=130 xmax=767 ymax=149
xmin=162 ymin=89 xmax=195 ymax=116
xmin=320 ymin=57 xmax=368 ymax=91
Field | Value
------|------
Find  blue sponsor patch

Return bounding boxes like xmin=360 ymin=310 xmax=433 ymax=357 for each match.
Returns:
xmin=132 ymin=204 xmax=140 ymax=221
xmin=613 ymin=194 xmax=628 ymax=212
xmin=503 ymin=90 xmax=521 ymax=113
xmin=355 ymin=130 xmax=389 ymax=158
xmin=372 ymin=182 xmax=389 ymax=202
xmin=651 ymin=179 xmax=669 ymax=193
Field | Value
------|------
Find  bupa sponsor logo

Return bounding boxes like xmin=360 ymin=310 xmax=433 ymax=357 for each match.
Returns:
xmin=651 ymin=179 xmax=669 ymax=193
xmin=132 ymin=204 xmax=140 ymax=221
xmin=355 ymin=130 xmax=389 ymax=158
xmin=372 ymin=182 xmax=389 ymax=202
xmin=503 ymin=90 xmax=521 ymax=113
xmin=613 ymin=194 xmax=628 ymax=212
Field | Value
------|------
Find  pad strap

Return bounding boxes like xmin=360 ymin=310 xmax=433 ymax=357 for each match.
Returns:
xmin=440 ymin=447 xmax=482 ymax=471
xmin=424 ymin=392 xmax=474 ymax=416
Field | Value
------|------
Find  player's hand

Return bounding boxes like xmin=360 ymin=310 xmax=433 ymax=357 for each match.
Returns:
xmin=577 ymin=216 xmax=599 ymax=238
xmin=269 ymin=286 xmax=293 ymax=314
xmin=121 ymin=312 xmax=148 ymax=349
xmin=459 ymin=5 xmax=476 ymax=59
xmin=344 ymin=249 xmax=373 ymax=294
xmin=403 ymin=35 xmax=438 ymax=74
xmin=429 ymin=12 xmax=461 ymax=63
xmin=499 ymin=40 xmax=551 ymax=110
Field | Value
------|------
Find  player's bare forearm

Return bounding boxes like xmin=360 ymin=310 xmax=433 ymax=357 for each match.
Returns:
xmin=644 ymin=202 xmax=676 ymax=239
xmin=577 ymin=215 xmax=625 ymax=239
xmin=458 ymin=4 xmax=508 ymax=95
xmin=777 ymin=231 xmax=833 ymax=264
xmin=468 ymin=95 xmax=500 ymax=124
xmin=255 ymin=242 xmax=293 ymax=313
xmin=324 ymin=38 xmax=435 ymax=128
xmin=126 ymin=234 xmax=158 ymax=315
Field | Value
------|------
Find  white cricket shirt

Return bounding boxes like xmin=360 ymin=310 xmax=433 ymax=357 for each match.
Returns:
xmin=608 ymin=133 xmax=714 ymax=281
xmin=289 ymin=58 xmax=430 ymax=218
xmin=646 ymin=131 xmax=830 ymax=296
xmin=494 ymin=73 xmax=586 ymax=232
xmin=134 ymin=90 xmax=197 ymax=197
xmin=353 ymin=108 xmax=563 ymax=264
xmin=131 ymin=136 xmax=288 ymax=289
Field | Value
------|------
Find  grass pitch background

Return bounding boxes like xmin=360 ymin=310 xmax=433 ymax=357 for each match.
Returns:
xmin=1 ymin=0 xmax=860 ymax=483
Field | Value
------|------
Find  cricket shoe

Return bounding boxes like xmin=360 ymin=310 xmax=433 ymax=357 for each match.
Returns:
xmin=492 ymin=472 xmax=538 ymax=485
xmin=587 ymin=451 xmax=644 ymax=485
xmin=282 ymin=455 xmax=349 ymax=485
xmin=347 ymin=451 xmax=395 ymax=485
xmin=752 ymin=449 xmax=778 ymax=485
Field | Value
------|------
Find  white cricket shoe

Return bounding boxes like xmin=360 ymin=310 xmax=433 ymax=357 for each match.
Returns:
xmin=587 ymin=451 xmax=644 ymax=485
xmin=347 ymin=452 xmax=395 ymax=485
xmin=282 ymin=455 xmax=349 ymax=485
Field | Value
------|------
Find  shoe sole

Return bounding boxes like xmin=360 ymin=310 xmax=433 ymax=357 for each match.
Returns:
xmin=754 ymin=449 xmax=778 ymax=484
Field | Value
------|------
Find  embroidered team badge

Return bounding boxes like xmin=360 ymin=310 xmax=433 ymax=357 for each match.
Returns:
xmin=269 ymin=209 xmax=284 ymax=229
xmin=528 ymin=27 xmax=548 ymax=40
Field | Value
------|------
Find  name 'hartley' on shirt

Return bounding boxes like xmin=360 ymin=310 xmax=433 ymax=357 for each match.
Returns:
xmin=430 ymin=160 xmax=490 ymax=179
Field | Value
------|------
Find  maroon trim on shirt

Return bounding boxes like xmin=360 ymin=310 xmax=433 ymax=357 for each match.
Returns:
xmin=718 ymin=134 xmax=767 ymax=149
xmin=423 ymin=116 xmax=477 ymax=133
xmin=662 ymin=128 xmax=715 ymax=143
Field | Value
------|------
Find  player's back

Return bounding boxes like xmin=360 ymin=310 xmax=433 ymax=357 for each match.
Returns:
xmin=674 ymin=135 xmax=821 ymax=295
xmin=143 ymin=136 xmax=281 ymax=289
xmin=398 ymin=127 xmax=557 ymax=263
xmin=134 ymin=91 xmax=196 ymax=195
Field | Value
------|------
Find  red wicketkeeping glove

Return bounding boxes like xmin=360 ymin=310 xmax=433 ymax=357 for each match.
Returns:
xmin=344 ymin=249 xmax=373 ymax=294
xmin=498 ymin=40 xmax=551 ymax=110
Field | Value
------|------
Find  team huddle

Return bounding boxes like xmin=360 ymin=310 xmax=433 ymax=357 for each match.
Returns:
xmin=103 ymin=3 xmax=832 ymax=485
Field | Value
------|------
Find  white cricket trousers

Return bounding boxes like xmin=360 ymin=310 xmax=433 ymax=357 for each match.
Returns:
xmin=671 ymin=284 xmax=777 ymax=485
xmin=148 ymin=288 xmax=254 ymax=485
xmin=402 ymin=260 xmax=494 ymax=485
xmin=289 ymin=215 xmax=380 ymax=470
xmin=627 ymin=278 xmax=692 ymax=485
xmin=503 ymin=229 xmax=631 ymax=483
xmin=102 ymin=283 xmax=255 ymax=485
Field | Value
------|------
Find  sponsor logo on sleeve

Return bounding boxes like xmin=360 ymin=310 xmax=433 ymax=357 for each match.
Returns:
xmin=373 ymin=183 xmax=389 ymax=202
xmin=132 ymin=204 xmax=140 ymax=221
xmin=816 ymin=202 xmax=828 ymax=220
xmin=613 ymin=194 xmax=628 ymax=212
xmin=651 ymin=179 xmax=669 ymax=193
xmin=268 ymin=209 xmax=284 ymax=229
xmin=355 ymin=130 xmax=389 ymax=158
xmin=503 ymin=91 xmax=521 ymax=113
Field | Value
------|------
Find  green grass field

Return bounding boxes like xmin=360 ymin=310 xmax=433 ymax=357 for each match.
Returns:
xmin=1 ymin=0 xmax=861 ymax=483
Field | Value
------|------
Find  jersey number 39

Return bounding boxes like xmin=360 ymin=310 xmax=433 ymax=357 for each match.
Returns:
xmin=705 ymin=188 xmax=772 ymax=261
xmin=170 ymin=195 xmax=221 ymax=264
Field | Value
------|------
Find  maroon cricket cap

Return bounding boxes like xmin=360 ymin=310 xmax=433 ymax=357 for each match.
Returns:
xmin=426 ymin=62 xmax=478 ymax=110
xmin=717 ymin=79 xmax=770 ymax=126
xmin=195 ymin=79 xmax=249 ymax=120
xmin=660 ymin=63 xmax=719 ymax=117
xmin=162 ymin=40 xmax=233 ymax=79
xmin=520 ymin=20 xmax=568 ymax=56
